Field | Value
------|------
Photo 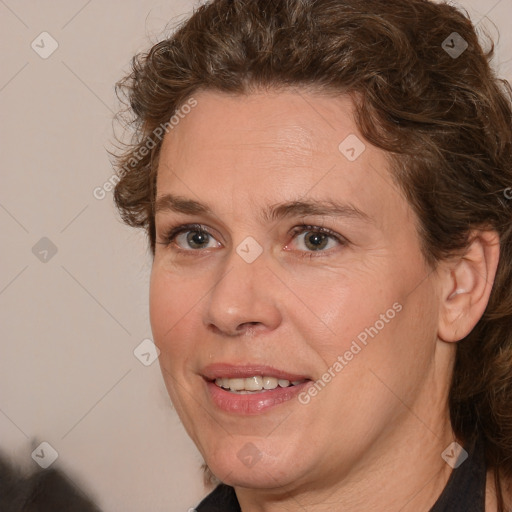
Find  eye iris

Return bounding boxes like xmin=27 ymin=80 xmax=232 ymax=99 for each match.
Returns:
xmin=305 ymin=232 xmax=328 ymax=251
xmin=176 ymin=228 xmax=333 ymax=251
xmin=187 ymin=231 xmax=209 ymax=249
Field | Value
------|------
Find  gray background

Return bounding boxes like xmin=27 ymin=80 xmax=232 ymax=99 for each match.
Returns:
xmin=1 ymin=0 xmax=511 ymax=510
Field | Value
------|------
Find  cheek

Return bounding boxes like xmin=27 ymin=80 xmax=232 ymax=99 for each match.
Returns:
xmin=289 ymin=256 xmax=436 ymax=381
xmin=149 ymin=267 xmax=200 ymax=362
xmin=282 ymin=263 xmax=401 ymax=358
xmin=149 ymin=268 xmax=202 ymax=422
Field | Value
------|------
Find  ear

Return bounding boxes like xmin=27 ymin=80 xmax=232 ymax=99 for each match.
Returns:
xmin=437 ymin=229 xmax=500 ymax=343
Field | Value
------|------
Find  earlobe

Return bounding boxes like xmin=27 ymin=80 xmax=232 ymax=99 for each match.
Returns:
xmin=438 ymin=230 xmax=500 ymax=343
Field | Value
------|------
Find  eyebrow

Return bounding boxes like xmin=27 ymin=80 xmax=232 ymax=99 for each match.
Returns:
xmin=154 ymin=193 xmax=372 ymax=224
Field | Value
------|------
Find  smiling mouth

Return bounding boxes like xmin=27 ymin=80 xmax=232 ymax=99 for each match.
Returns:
xmin=212 ymin=376 xmax=309 ymax=394
xmin=201 ymin=364 xmax=313 ymax=412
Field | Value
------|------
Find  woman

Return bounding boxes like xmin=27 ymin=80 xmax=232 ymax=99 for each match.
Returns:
xmin=113 ymin=0 xmax=512 ymax=510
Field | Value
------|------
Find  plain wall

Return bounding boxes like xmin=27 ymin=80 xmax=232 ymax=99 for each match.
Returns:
xmin=1 ymin=0 xmax=511 ymax=510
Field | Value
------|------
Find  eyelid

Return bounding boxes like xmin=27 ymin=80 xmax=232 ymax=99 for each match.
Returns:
xmin=285 ymin=225 xmax=348 ymax=253
xmin=157 ymin=223 xmax=222 ymax=249
xmin=156 ymin=222 xmax=348 ymax=255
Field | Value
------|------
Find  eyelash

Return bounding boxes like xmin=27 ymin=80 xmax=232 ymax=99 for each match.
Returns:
xmin=157 ymin=223 xmax=347 ymax=258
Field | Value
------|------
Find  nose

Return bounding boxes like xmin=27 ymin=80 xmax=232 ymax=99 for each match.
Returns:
xmin=203 ymin=249 xmax=282 ymax=337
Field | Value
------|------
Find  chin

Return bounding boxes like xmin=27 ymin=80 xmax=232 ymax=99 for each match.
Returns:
xmin=204 ymin=437 xmax=305 ymax=489
xmin=217 ymin=463 xmax=299 ymax=490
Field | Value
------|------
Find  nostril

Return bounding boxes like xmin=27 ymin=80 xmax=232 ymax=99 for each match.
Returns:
xmin=236 ymin=322 xmax=263 ymax=336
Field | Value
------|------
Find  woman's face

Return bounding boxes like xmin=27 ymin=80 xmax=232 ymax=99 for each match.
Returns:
xmin=150 ymin=89 xmax=449 ymax=489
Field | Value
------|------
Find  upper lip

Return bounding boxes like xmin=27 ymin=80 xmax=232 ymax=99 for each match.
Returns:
xmin=201 ymin=363 xmax=311 ymax=382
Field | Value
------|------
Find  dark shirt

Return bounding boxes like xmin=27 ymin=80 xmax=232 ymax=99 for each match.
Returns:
xmin=195 ymin=436 xmax=486 ymax=512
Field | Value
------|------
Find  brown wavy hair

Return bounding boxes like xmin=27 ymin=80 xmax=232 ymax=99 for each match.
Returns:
xmin=112 ymin=0 xmax=512 ymax=507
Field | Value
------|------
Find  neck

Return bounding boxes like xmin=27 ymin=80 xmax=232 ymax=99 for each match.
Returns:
xmin=235 ymin=412 xmax=456 ymax=512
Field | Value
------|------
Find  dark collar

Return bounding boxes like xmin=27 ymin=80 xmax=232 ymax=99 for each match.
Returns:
xmin=429 ymin=435 xmax=486 ymax=512
xmin=195 ymin=482 xmax=240 ymax=512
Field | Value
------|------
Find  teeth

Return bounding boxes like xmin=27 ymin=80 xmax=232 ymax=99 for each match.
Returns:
xmin=263 ymin=376 xmax=278 ymax=389
xmin=214 ymin=376 xmax=305 ymax=392
xmin=228 ymin=378 xmax=245 ymax=391
xmin=245 ymin=376 xmax=263 ymax=391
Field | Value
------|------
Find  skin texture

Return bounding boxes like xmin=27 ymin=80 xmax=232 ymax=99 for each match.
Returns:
xmin=149 ymin=89 xmax=500 ymax=511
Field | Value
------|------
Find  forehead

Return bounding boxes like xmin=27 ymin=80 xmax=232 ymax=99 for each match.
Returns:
xmin=155 ymin=88 xmax=411 ymax=231
xmin=160 ymin=88 xmax=354 ymax=162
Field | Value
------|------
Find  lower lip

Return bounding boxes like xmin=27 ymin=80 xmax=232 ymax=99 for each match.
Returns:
xmin=205 ymin=380 xmax=311 ymax=414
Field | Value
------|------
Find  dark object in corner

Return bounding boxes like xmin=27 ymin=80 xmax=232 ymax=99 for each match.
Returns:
xmin=0 ymin=453 xmax=101 ymax=512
